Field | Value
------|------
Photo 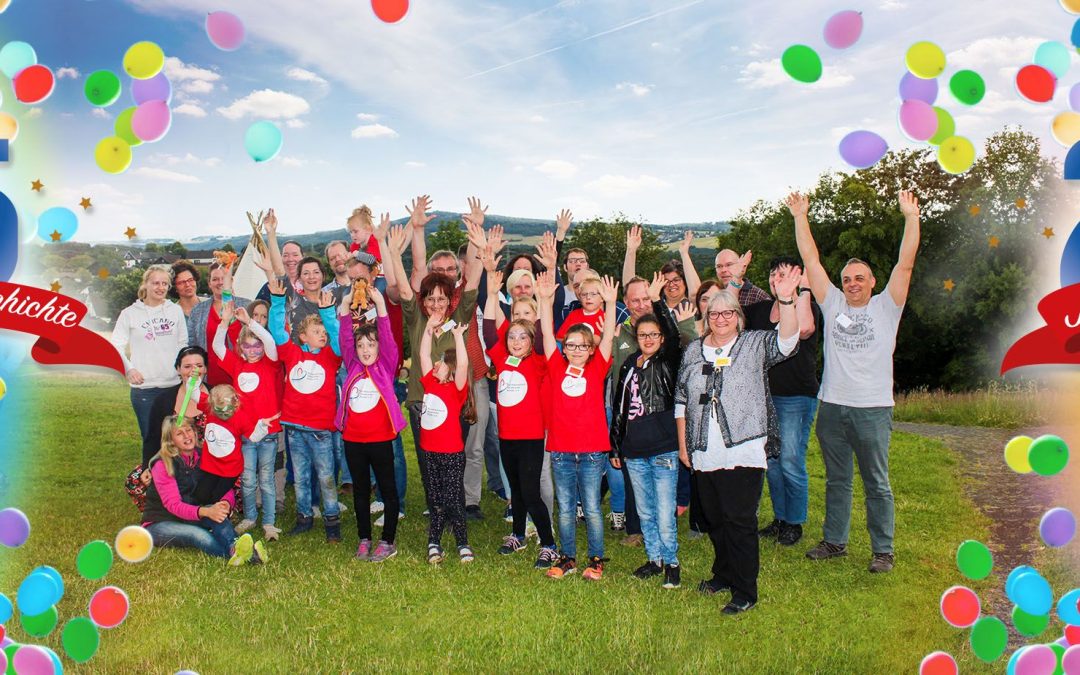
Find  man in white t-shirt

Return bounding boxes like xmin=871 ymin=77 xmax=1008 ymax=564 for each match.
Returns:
xmin=789 ymin=190 xmax=921 ymax=574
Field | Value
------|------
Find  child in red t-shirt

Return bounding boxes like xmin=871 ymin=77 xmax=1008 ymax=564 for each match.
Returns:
xmin=418 ymin=316 xmax=473 ymax=564
xmin=555 ymin=275 xmax=606 ymax=342
xmin=345 ymin=205 xmax=383 ymax=266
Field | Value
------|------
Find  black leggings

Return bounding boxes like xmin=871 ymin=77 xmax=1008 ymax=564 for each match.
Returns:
xmin=191 ymin=472 xmax=237 ymax=507
xmin=424 ymin=450 xmax=468 ymax=547
xmin=500 ymin=438 xmax=555 ymax=547
xmin=344 ymin=440 xmax=399 ymax=544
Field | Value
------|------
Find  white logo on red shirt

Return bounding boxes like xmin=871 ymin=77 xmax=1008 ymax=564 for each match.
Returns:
xmin=561 ymin=373 xmax=587 ymax=398
xmin=236 ymin=372 xmax=260 ymax=393
xmin=204 ymin=423 xmax=236 ymax=458
xmin=420 ymin=393 xmax=448 ymax=430
xmin=349 ymin=378 xmax=380 ymax=413
xmin=289 ymin=360 xmax=326 ymax=395
xmin=497 ymin=370 xmax=528 ymax=407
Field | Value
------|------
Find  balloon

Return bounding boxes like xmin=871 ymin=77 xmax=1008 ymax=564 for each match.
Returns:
xmin=0 ymin=41 xmax=36 ymax=79
xmin=131 ymin=100 xmax=171 ymax=143
xmin=1050 ymin=643 xmax=1067 ymax=671
xmin=928 ymin=107 xmax=955 ymax=145
xmin=937 ymin=136 xmax=975 ymax=174
xmin=20 ymin=605 xmax=58 ymax=637
xmin=919 ymin=651 xmax=958 ymax=675
xmin=1008 ymin=647 xmax=1030 ymax=675
xmin=823 ymin=10 xmax=863 ymax=49
xmin=1066 ymin=0 xmax=1080 ymax=14
xmin=94 ymin=137 xmax=133 ymax=175
xmin=1014 ymin=605 xmax=1051 ymax=636
xmin=372 ymin=0 xmax=409 ymax=23
xmin=1029 ymin=435 xmax=1069 ymax=476
xmin=131 ymin=72 xmax=171 ymax=105
xmin=838 ymin=130 xmax=887 ymax=169
xmin=0 ymin=0 xmax=9 ymax=14
xmin=970 ymin=616 xmax=1009 ymax=662
xmin=1067 ymin=624 xmax=1080 ymax=644
xmin=1071 ymin=83 xmax=1080 ymax=112
xmin=206 ymin=11 xmax=245 ymax=51
xmin=0 ymin=113 xmax=16 ymax=143
xmin=899 ymin=100 xmax=938 ymax=141
xmin=900 ymin=72 xmax=938 ymax=104
xmin=37 ymin=207 xmax=78 ymax=243
xmin=88 ymin=586 xmax=129 ymax=629
xmin=1005 ymin=436 xmax=1034 ymax=473
xmin=31 ymin=566 xmax=63 ymax=605
xmin=940 ymin=585 xmax=980 ymax=627
xmin=1013 ymin=573 xmax=1054 ymax=616
xmin=1016 ymin=65 xmax=1056 ymax=103
xmin=61 ymin=617 xmax=99 ymax=663
xmin=244 ymin=121 xmax=283 ymax=162
xmin=1067 ymin=143 xmax=1080 ymax=180
xmin=2 ymin=644 xmax=15 ymax=673
xmin=0 ymin=508 xmax=30 ymax=547
xmin=114 ymin=107 xmax=142 ymax=147
xmin=115 ymin=525 xmax=153 ymax=563
xmin=12 ymin=645 xmax=53 ymax=675
xmin=1059 ymin=589 xmax=1080 ymax=625
xmin=16 ymin=573 xmax=57 ymax=616
xmin=1063 ymin=645 xmax=1080 ymax=675
xmin=43 ymin=648 xmax=61 ymax=675
xmin=949 ymin=70 xmax=985 ymax=105
xmin=1072 ymin=18 xmax=1080 ymax=49
xmin=1015 ymin=644 xmax=1057 ymax=674
xmin=123 ymin=41 xmax=165 ymax=79
xmin=1040 ymin=508 xmax=1076 ymax=547
xmin=906 ymin=41 xmax=946 ymax=79
xmin=1035 ymin=41 xmax=1071 ymax=79
xmin=77 ymin=540 xmax=113 ymax=580
xmin=0 ymin=594 xmax=11 ymax=623
xmin=13 ymin=64 xmax=55 ymax=104
xmin=956 ymin=539 xmax=992 ymax=579
xmin=84 ymin=70 xmax=121 ymax=107
xmin=1009 ymin=566 xmax=1040 ymax=598
xmin=781 ymin=45 xmax=823 ymax=83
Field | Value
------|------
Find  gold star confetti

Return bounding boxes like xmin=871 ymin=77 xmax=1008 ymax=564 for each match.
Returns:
xmin=49 ymin=230 xmax=62 ymax=242
xmin=1043 ymin=227 xmax=1055 ymax=239
xmin=969 ymin=205 xmax=981 ymax=216
xmin=124 ymin=226 xmax=137 ymax=240
xmin=79 ymin=197 xmax=92 ymax=210
xmin=943 ymin=279 xmax=955 ymax=292
xmin=49 ymin=280 xmax=61 ymax=293
xmin=31 ymin=179 xmax=43 ymax=192
xmin=1016 ymin=198 xmax=1027 ymax=209
xmin=97 ymin=267 xmax=110 ymax=279
xmin=988 ymin=235 xmax=1000 ymax=248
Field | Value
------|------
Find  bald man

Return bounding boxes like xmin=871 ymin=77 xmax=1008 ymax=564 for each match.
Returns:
xmin=714 ymin=249 xmax=771 ymax=306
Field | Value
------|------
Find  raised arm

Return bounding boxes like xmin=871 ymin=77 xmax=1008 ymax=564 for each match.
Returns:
xmin=786 ymin=192 xmax=831 ymax=305
xmin=679 ymin=230 xmax=701 ymax=300
xmin=794 ymin=267 xmax=816 ymax=340
xmin=337 ymin=295 xmax=359 ymax=372
xmin=462 ymin=214 xmax=487 ymax=292
xmin=318 ymin=291 xmax=341 ymax=357
xmin=598 ymin=275 xmax=619 ymax=360
xmin=407 ymin=195 xmax=436 ymax=292
xmin=419 ymin=315 xmax=438 ymax=377
xmin=773 ymin=267 xmax=800 ymax=343
xmin=536 ymin=269 xmax=558 ymax=358
xmin=450 ymin=322 xmax=469 ymax=390
xmin=623 ymin=225 xmax=641 ymax=286
xmin=887 ymin=190 xmax=921 ymax=307
xmin=263 ymin=208 xmax=286 ymax=277
xmin=266 ymin=276 xmax=289 ymax=345
xmin=211 ymin=300 xmax=234 ymax=360
xmin=482 ymin=248 xmax=506 ymax=329
xmin=373 ymin=211 xmax=401 ymax=304
xmin=386 ymin=224 xmax=414 ymax=303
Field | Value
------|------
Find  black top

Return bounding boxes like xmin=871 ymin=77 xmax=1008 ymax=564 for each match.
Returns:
xmin=744 ymin=298 xmax=822 ymax=397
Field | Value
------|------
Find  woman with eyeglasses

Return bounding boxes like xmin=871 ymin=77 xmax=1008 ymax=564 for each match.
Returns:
xmin=623 ymin=227 xmax=702 ymax=316
xmin=674 ymin=274 xmax=800 ymax=615
xmin=170 ymin=261 xmax=204 ymax=319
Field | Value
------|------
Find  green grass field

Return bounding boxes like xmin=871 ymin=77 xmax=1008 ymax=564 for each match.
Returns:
xmin=1 ymin=372 xmax=1004 ymax=673
xmin=894 ymin=383 xmax=1054 ymax=429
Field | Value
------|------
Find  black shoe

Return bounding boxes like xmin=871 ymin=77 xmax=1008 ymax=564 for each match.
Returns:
xmin=288 ymin=515 xmax=313 ymax=536
xmin=465 ymin=505 xmax=484 ymax=521
xmin=697 ymin=577 xmax=731 ymax=595
xmin=721 ymin=598 xmax=756 ymax=615
xmin=869 ymin=552 xmax=895 ymax=573
xmin=758 ymin=519 xmax=782 ymax=538
xmin=324 ymin=515 xmax=341 ymax=543
xmin=632 ymin=561 xmax=663 ymax=579
xmin=806 ymin=540 xmax=847 ymax=560
xmin=778 ymin=523 xmax=803 ymax=546
xmin=662 ymin=564 xmax=681 ymax=589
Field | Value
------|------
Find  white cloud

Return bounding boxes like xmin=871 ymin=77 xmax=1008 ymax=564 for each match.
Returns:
xmin=880 ymin=0 xmax=907 ymax=9
xmin=149 ymin=153 xmax=222 ymax=168
xmin=404 ymin=161 xmax=426 ymax=168
xmin=584 ymin=174 xmax=671 ymax=197
xmin=351 ymin=123 xmax=398 ymax=139
xmin=615 ymin=82 xmax=654 ymax=97
xmin=182 ymin=80 xmax=214 ymax=95
xmin=286 ymin=119 xmax=307 ymax=129
xmin=217 ymin=90 xmax=311 ymax=120
xmin=738 ymin=59 xmax=854 ymax=89
xmin=164 ymin=57 xmax=221 ymax=90
xmin=948 ymin=36 xmax=1044 ymax=71
xmin=133 ymin=167 xmax=202 ymax=183
xmin=534 ymin=159 xmax=578 ymax=179
xmin=356 ymin=113 xmax=379 ymax=122
xmin=24 ymin=108 xmax=42 ymax=119
xmin=90 ymin=108 xmax=111 ymax=120
xmin=529 ymin=115 xmax=547 ymax=123
xmin=280 ymin=156 xmax=308 ymax=168
xmin=56 ymin=67 xmax=79 ymax=80
xmin=286 ymin=67 xmax=328 ymax=85
xmin=173 ymin=103 xmax=207 ymax=118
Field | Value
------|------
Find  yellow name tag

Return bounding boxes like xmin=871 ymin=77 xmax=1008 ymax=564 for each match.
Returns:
xmin=715 ymin=357 xmax=731 ymax=367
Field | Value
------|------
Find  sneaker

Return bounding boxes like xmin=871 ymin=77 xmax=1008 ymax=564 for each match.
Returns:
xmin=609 ymin=512 xmax=626 ymax=532
xmin=312 ymin=505 xmax=321 ymax=519
xmin=251 ymin=540 xmax=269 ymax=565
xmin=576 ymin=503 xmax=584 ymax=521
xmin=721 ymin=598 xmax=756 ymax=615
xmin=806 ymin=540 xmax=848 ymax=560
xmin=662 ymin=564 xmax=681 ymax=589
xmin=324 ymin=515 xmax=342 ymax=543
xmin=370 ymin=500 xmax=385 ymax=514
xmin=369 ymin=540 xmax=398 ymax=563
xmin=546 ymin=555 xmax=576 ymax=578
xmin=339 ymin=502 xmax=348 ymax=514
xmin=458 ymin=546 xmax=475 ymax=563
xmin=497 ymin=534 xmax=526 ymax=555
xmin=262 ymin=524 xmax=282 ymax=542
xmin=288 ymin=515 xmax=313 ymax=536
xmin=621 ymin=533 xmax=643 ymax=547
xmin=758 ymin=518 xmax=782 ymax=538
xmin=581 ymin=556 xmax=605 ymax=581
xmin=427 ymin=544 xmax=445 ymax=565
xmin=534 ymin=546 xmax=558 ymax=569
xmin=375 ymin=512 xmax=405 ymax=527
xmin=355 ymin=538 xmax=372 ymax=561
xmin=633 ymin=561 xmax=664 ymax=579
xmin=339 ymin=483 xmax=353 ymax=496
xmin=235 ymin=518 xmax=256 ymax=534
xmin=503 ymin=505 xmax=513 ymax=523
xmin=422 ymin=509 xmax=431 ymax=517
xmin=465 ymin=505 xmax=484 ymax=521
xmin=778 ymin=523 xmax=803 ymax=546
xmin=228 ymin=533 xmax=254 ymax=566
xmin=869 ymin=552 xmax=895 ymax=573
xmin=698 ymin=577 xmax=732 ymax=595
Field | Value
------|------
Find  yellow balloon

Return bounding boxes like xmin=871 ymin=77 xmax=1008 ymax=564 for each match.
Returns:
xmin=1004 ymin=435 xmax=1033 ymax=473
xmin=123 ymin=41 xmax=165 ymax=80
xmin=1052 ymin=111 xmax=1080 ymax=147
xmin=1062 ymin=0 xmax=1080 ymax=13
xmin=0 ymin=112 xmax=18 ymax=142
xmin=0 ymin=376 xmax=6 ymax=401
xmin=0 ymin=0 xmax=11 ymax=14
xmin=906 ymin=41 xmax=946 ymax=79
xmin=937 ymin=135 xmax=975 ymax=174
xmin=115 ymin=525 xmax=154 ymax=563
xmin=95 ymin=136 xmax=133 ymax=174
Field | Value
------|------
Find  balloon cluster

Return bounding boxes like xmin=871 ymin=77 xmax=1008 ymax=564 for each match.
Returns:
xmin=781 ymin=10 xmax=863 ymax=85
xmin=0 ymin=40 xmax=55 ymax=146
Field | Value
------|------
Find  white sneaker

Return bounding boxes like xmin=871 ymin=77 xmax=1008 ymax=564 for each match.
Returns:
xmin=339 ymin=502 xmax=348 ymax=513
xmin=370 ymin=500 xmax=385 ymax=514
xmin=235 ymin=519 xmax=256 ymax=534
xmin=313 ymin=506 xmax=321 ymax=519
xmin=262 ymin=524 xmax=281 ymax=542
xmin=375 ymin=512 xmax=405 ymax=527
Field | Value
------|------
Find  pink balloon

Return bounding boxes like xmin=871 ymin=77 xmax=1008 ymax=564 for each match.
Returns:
xmin=919 ymin=651 xmax=958 ymax=675
xmin=11 ymin=645 xmax=53 ymax=675
xmin=1062 ymin=644 xmax=1080 ymax=673
xmin=1015 ymin=644 xmax=1057 ymax=674
xmin=823 ymin=10 xmax=863 ymax=49
xmin=898 ymin=99 xmax=938 ymax=141
xmin=131 ymin=100 xmax=172 ymax=142
xmin=206 ymin=11 xmax=245 ymax=51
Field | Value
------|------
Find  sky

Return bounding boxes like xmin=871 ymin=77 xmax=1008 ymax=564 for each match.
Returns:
xmin=1 ymin=0 xmax=1079 ymax=242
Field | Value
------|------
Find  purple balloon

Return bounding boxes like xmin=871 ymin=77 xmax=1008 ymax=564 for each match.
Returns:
xmin=131 ymin=72 xmax=171 ymax=105
xmin=1015 ymin=644 xmax=1056 ymax=674
xmin=823 ymin=10 xmax=863 ymax=50
xmin=899 ymin=72 xmax=938 ymax=105
xmin=898 ymin=99 xmax=938 ymax=141
xmin=1070 ymin=83 xmax=1080 ymax=112
xmin=0 ymin=508 xmax=30 ymax=547
xmin=839 ymin=130 xmax=888 ymax=169
xmin=131 ymin=100 xmax=172 ymax=142
xmin=1040 ymin=507 xmax=1076 ymax=547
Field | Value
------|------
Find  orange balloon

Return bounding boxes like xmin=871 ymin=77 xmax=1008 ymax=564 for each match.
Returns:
xmin=0 ymin=113 xmax=17 ymax=142
xmin=114 ymin=525 xmax=153 ymax=563
xmin=1062 ymin=0 xmax=1080 ymax=14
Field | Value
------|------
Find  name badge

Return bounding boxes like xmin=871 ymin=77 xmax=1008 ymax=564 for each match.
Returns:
xmin=836 ymin=313 xmax=853 ymax=329
xmin=364 ymin=307 xmax=377 ymax=322
xmin=505 ymin=356 xmax=521 ymax=367
xmin=715 ymin=357 xmax=731 ymax=368
xmin=436 ymin=319 xmax=457 ymax=336
xmin=567 ymin=364 xmax=585 ymax=378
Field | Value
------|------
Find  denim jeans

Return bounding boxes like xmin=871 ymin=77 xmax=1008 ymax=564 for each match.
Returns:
xmin=767 ymin=396 xmax=818 ymax=525
xmin=601 ymin=406 xmax=625 ymax=512
xmin=333 ymin=367 xmax=352 ymax=485
xmin=286 ymin=426 xmax=340 ymax=519
xmin=625 ymin=451 xmax=680 ymax=565
xmin=242 ymin=433 xmax=279 ymax=526
xmin=484 ymin=400 xmax=505 ymax=496
xmin=130 ymin=386 xmax=171 ymax=448
xmin=551 ymin=451 xmax=606 ymax=559
xmin=147 ymin=517 xmax=238 ymax=559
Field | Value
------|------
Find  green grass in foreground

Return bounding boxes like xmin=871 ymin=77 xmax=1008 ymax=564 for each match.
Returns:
xmin=894 ymin=383 xmax=1053 ymax=429
xmin=2 ymin=373 xmax=1002 ymax=673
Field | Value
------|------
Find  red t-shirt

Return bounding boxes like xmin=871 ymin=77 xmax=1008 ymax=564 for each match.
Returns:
xmin=343 ymin=374 xmax=396 ymax=443
xmin=419 ymin=371 xmax=467 ymax=453
xmin=206 ymin=307 xmax=243 ymax=387
xmin=487 ymin=324 xmax=547 ymax=440
xmin=349 ymin=235 xmax=383 ymax=263
xmin=220 ymin=351 xmax=282 ymax=434
xmin=196 ymin=397 xmax=255 ymax=478
xmin=555 ymin=308 xmax=606 ymax=341
xmin=544 ymin=352 xmax=611 ymax=452
xmin=278 ymin=341 xmax=342 ymax=431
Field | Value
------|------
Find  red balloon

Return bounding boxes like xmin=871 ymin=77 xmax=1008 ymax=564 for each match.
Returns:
xmin=13 ymin=64 xmax=55 ymax=104
xmin=1016 ymin=64 xmax=1056 ymax=103
xmin=920 ymin=651 xmax=958 ymax=675
xmin=940 ymin=585 xmax=980 ymax=627
xmin=1066 ymin=624 xmax=1080 ymax=644
xmin=88 ymin=586 xmax=129 ymax=629
xmin=372 ymin=0 xmax=408 ymax=23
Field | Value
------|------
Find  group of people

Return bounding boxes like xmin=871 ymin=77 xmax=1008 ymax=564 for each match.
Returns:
xmin=110 ymin=190 xmax=922 ymax=614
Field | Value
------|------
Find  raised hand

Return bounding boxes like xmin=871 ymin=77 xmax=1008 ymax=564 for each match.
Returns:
xmin=785 ymin=192 xmax=809 ymax=219
xmin=736 ymin=250 xmax=753 ymax=282
xmin=253 ymin=254 xmax=273 ymax=274
xmin=263 ymin=208 xmax=278 ymax=236
xmin=626 ymin=224 xmax=642 ymax=252
xmin=535 ymin=269 xmax=556 ymax=300
xmin=480 ymin=246 xmax=501 ymax=274
xmin=318 ymin=291 xmax=334 ymax=309
xmin=535 ymin=231 xmax=557 ymax=271
xmin=466 ymin=196 xmax=488 ymax=229
xmin=674 ymin=299 xmax=695 ymax=323
xmin=487 ymin=268 xmax=504 ymax=295
xmin=221 ymin=300 xmax=235 ymax=324
xmin=773 ymin=264 xmax=799 ymax=299
xmin=450 ymin=322 xmax=468 ymax=339
xmin=898 ymin=190 xmax=920 ymax=218
xmin=487 ymin=224 xmax=505 ymax=255
xmin=375 ymin=212 xmax=392 ymax=241
xmin=648 ymin=271 xmax=665 ymax=302
xmin=679 ymin=230 xmax=694 ymax=254
xmin=463 ymin=214 xmax=487 ymax=249
xmin=387 ymin=224 xmax=410 ymax=255
xmin=369 ymin=285 xmax=386 ymax=312
xmin=267 ymin=275 xmax=285 ymax=295
xmin=599 ymin=275 xmax=619 ymax=304
xmin=556 ymin=208 xmax=573 ymax=237
xmin=407 ymin=195 xmax=436 ymax=230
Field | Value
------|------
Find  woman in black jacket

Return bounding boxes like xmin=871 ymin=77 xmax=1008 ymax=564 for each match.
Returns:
xmin=611 ymin=274 xmax=694 ymax=590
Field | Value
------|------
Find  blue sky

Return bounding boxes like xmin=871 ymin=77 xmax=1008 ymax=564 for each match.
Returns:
xmin=1 ymin=0 xmax=1078 ymax=242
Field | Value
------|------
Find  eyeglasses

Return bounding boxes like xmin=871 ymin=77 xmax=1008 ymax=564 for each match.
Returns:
xmin=579 ymin=291 xmax=600 ymax=300
xmin=175 ymin=277 xmax=196 ymax=286
xmin=431 ymin=266 xmax=458 ymax=275
xmin=564 ymin=343 xmax=591 ymax=352
xmin=507 ymin=332 xmax=530 ymax=341
xmin=636 ymin=331 xmax=662 ymax=340
xmin=424 ymin=296 xmax=450 ymax=306
xmin=566 ymin=257 xmax=588 ymax=265
xmin=708 ymin=310 xmax=738 ymax=321
xmin=664 ymin=277 xmax=684 ymax=286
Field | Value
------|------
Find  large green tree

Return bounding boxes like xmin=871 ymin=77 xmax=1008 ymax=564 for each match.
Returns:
xmin=428 ymin=220 xmax=468 ymax=256
xmin=563 ymin=214 xmax=669 ymax=281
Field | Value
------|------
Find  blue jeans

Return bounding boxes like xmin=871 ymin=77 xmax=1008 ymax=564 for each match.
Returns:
xmin=130 ymin=386 xmax=171 ymax=447
xmin=602 ymin=406 xmax=625 ymax=511
xmin=551 ymin=451 xmax=606 ymax=559
xmin=333 ymin=367 xmax=352 ymax=485
xmin=242 ymin=433 xmax=279 ymax=526
xmin=625 ymin=451 xmax=680 ymax=565
xmin=147 ymin=518 xmax=238 ymax=559
xmin=768 ymin=396 xmax=818 ymax=525
xmin=286 ymin=427 xmax=340 ymax=519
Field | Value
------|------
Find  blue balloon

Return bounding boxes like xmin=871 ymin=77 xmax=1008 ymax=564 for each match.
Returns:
xmin=1065 ymin=142 xmax=1080 ymax=181
xmin=31 ymin=565 xmax=63 ymax=605
xmin=37 ymin=206 xmax=78 ymax=243
xmin=1006 ymin=565 xmax=1038 ymax=598
xmin=1072 ymin=18 xmax=1080 ymax=49
xmin=16 ymin=572 xmax=57 ymax=616
xmin=1006 ymin=646 xmax=1028 ymax=675
xmin=1058 ymin=588 xmax=1080 ymax=625
xmin=0 ymin=41 xmax=37 ymax=79
xmin=1012 ymin=572 xmax=1053 ymax=616
xmin=44 ymin=646 xmax=63 ymax=674
xmin=1035 ymin=41 xmax=1071 ymax=79
xmin=244 ymin=121 xmax=283 ymax=163
xmin=1062 ymin=222 xmax=1080 ymax=286
xmin=0 ymin=593 xmax=11 ymax=623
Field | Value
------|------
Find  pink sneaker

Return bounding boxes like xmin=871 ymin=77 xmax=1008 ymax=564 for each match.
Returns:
xmin=369 ymin=540 xmax=398 ymax=563
xmin=355 ymin=538 xmax=372 ymax=561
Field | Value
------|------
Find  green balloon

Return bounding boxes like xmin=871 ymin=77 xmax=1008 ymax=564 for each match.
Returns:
xmin=956 ymin=539 xmax=993 ymax=579
xmin=949 ymin=70 xmax=985 ymax=105
xmin=781 ymin=45 xmax=822 ymax=84
xmin=114 ymin=106 xmax=143 ymax=147
xmin=1051 ymin=643 xmax=1066 ymax=674
xmin=20 ymin=605 xmax=58 ymax=637
xmin=1028 ymin=435 xmax=1069 ymax=476
xmin=969 ymin=616 xmax=1008 ymax=662
xmin=3 ymin=644 xmax=17 ymax=675
xmin=62 ymin=617 xmax=100 ymax=664
xmin=85 ymin=70 xmax=122 ymax=107
xmin=928 ymin=107 xmax=955 ymax=145
xmin=77 ymin=540 xmax=113 ymax=580
xmin=1012 ymin=605 xmax=1049 ymax=636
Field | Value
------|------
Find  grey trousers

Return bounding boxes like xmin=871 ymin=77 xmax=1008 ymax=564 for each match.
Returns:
xmin=463 ymin=377 xmax=490 ymax=507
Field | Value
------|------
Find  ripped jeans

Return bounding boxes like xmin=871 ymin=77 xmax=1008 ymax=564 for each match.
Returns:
xmin=286 ymin=426 xmax=340 ymax=520
xmin=625 ymin=451 xmax=680 ymax=566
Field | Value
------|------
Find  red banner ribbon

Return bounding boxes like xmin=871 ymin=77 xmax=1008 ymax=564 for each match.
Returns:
xmin=1001 ymin=283 xmax=1080 ymax=373
xmin=0 ymin=282 xmax=124 ymax=374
